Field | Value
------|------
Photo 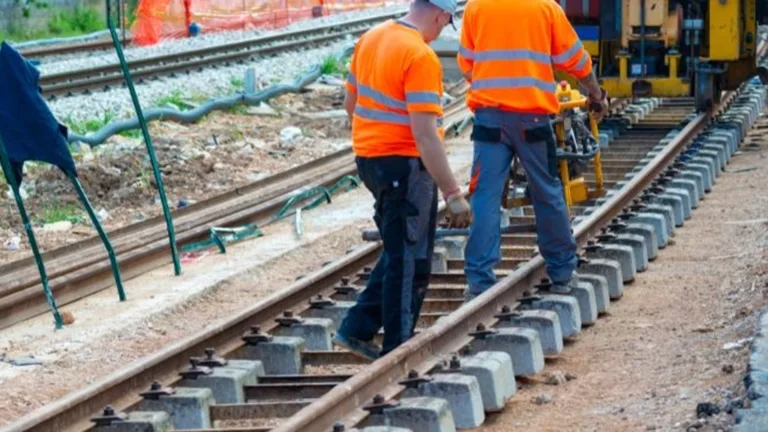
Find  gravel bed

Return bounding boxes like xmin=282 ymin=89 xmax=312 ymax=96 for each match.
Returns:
xmin=49 ymin=40 xmax=352 ymax=127
xmin=37 ymin=3 xmax=416 ymax=74
xmin=47 ymin=13 xmax=461 ymax=135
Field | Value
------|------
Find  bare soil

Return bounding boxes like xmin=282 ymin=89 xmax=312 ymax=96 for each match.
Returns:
xmin=475 ymin=120 xmax=768 ymax=432
xmin=0 ymin=85 xmax=350 ymax=265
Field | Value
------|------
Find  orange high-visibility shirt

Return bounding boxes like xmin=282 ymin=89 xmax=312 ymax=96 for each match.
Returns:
xmin=457 ymin=0 xmax=593 ymax=114
xmin=345 ymin=20 xmax=445 ymax=158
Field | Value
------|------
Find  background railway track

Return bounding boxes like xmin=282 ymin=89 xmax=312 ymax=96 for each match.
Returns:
xmin=19 ymin=37 xmax=130 ymax=60
xmin=35 ymin=5 xmax=465 ymax=100
xmin=6 ymin=76 xmax=765 ymax=431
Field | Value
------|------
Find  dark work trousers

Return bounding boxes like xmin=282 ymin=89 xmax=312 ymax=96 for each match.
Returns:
xmin=336 ymin=155 xmax=438 ymax=357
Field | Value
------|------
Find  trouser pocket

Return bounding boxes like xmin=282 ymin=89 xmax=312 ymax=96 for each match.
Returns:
xmin=523 ymin=124 xmax=559 ymax=178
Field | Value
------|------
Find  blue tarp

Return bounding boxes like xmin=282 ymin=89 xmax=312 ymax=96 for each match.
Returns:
xmin=0 ymin=41 xmax=75 ymax=185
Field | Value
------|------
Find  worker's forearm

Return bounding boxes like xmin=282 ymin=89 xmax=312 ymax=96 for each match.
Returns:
xmin=578 ymin=71 xmax=602 ymax=100
xmin=415 ymin=135 xmax=460 ymax=197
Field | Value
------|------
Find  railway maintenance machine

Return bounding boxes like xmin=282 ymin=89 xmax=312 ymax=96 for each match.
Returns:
xmin=557 ymin=0 xmax=768 ymax=112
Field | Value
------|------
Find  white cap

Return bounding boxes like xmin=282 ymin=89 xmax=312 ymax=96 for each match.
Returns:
xmin=428 ymin=0 xmax=457 ymax=28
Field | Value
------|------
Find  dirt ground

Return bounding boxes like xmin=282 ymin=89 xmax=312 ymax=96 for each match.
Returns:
xmin=0 ymin=84 xmax=350 ymax=265
xmin=475 ymin=122 xmax=768 ymax=431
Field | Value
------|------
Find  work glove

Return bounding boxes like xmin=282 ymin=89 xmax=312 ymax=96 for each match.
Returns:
xmin=588 ymin=88 xmax=609 ymax=121
xmin=445 ymin=193 xmax=472 ymax=228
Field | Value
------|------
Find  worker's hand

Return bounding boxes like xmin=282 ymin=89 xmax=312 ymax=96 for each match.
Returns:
xmin=588 ymin=88 xmax=609 ymax=121
xmin=445 ymin=193 xmax=472 ymax=228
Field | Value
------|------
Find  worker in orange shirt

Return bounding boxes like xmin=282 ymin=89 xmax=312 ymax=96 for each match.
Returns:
xmin=332 ymin=0 xmax=472 ymax=360
xmin=458 ymin=0 xmax=608 ymax=301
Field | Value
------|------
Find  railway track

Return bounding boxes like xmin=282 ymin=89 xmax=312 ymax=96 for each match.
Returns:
xmin=0 ymin=91 xmax=473 ymax=332
xmin=19 ymin=36 xmax=130 ymax=61
xmin=5 ymin=73 xmax=766 ymax=431
xmin=35 ymin=5 xmax=466 ymax=100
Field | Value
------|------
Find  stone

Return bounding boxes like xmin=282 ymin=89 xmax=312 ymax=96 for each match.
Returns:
xmin=470 ymin=327 xmax=544 ymax=376
xmin=381 ymin=397 xmax=457 ymax=432
xmin=179 ymin=367 xmax=250 ymax=404
xmin=495 ymin=309 xmax=563 ymax=355
xmin=43 ymin=221 xmax=73 ymax=232
xmin=518 ymin=294 xmax=582 ymax=338
xmin=272 ymin=316 xmax=334 ymax=351
xmin=280 ymin=126 xmax=303 ymax=145
xmin=243 ymin=336 xmax=304 ymax=375
xmin=93 ymin=411 xmax=172 ymax=432
xmin=137 ymin=387 xmax=214 ymax=430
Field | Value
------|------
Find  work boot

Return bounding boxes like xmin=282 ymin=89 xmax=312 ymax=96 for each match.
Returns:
xmin=549 ymin=273 xmax=580 ymax=295
xmin=332 ymin=332 xmax=380 ymax=361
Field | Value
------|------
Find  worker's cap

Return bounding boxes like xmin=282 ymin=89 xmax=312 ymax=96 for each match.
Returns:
xmin=428 ymin=0 xmax=457 ymax=29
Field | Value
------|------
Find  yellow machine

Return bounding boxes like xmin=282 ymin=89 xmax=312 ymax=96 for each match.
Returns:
xmin=555 ymin=0 xmax=767 ymax=112
xmin=505 ymin=82 xmax=605 ymax=214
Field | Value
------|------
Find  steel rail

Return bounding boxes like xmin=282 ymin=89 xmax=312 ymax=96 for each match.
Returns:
xmin=271 ymin=70 xmax=761 ymax=432
xmin=20 ymin=37 xmax=130 ymax=59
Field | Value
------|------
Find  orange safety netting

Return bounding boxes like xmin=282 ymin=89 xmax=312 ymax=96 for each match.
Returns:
xmin=131 ymin=0 xmax=408 ymax=46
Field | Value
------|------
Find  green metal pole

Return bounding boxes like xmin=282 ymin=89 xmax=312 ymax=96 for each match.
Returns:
xmin=69 ymin=175 xmax=126 ymax=301
xmin=0 ymin=138 xmax=64 ymax=329
xmin=107 ymin=17 xmax=182 ymax=276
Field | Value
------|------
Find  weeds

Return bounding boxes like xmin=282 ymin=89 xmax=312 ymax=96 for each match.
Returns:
xmin=36 ymin=201 xmax=83 ymax=225
xmin=230 ymin=76 xmax=245 ymax=89
xmin=0 ymin=4 xmax=104 ymax=42
xmin=47 ymin=6 xmax=102 ymax=36
xmin=320 ymin=55 xmax=347 ymax=76
xmin=67 ymin=111 xmax=115 ymax=135
xmin=156 ymin=90 xmax=187 ymax=109
xmin=226 ymin=103 xmax=249 ymax=115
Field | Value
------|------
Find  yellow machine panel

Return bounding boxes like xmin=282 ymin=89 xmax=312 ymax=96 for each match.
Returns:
xmin=708 ymin=0 xmax=742 ymax=60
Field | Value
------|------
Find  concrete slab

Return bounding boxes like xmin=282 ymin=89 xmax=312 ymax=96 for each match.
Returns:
xmin=408 ymin=373 xmax=485 ymax=429
xmin=470 ymin=327 xmax=544 ymax=376
xmin=243 ymin=336 xmax=304 ymax=375
xmin=179 ymin=366 xmax=249 ymax=404
xmin=577 ymin=258 xmax=624 ymax=300
xmin=577 ymin=274 xmax=610 ymax=314
xmin=92 ymin=411 xmax=172 ymax=432
xmin=383 ymin=397 xmax=457 ymax=432
xmin=495 ymin=309 xmax=563 ymax=355
xmin=272 ymin=316 xmax=334 ymax=351
xmin=518 ymin=295 xmax=581 ymax=338
xmin=137 ymin=387 xmax=213 ymax=430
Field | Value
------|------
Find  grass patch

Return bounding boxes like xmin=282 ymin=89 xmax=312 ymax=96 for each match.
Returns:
xmin=320 ymin=55 xmax=347 ymax=76
xmin=156 ymin=90 xmax=187 ymax=109
xmin=67 ymin=111 xmax=115 ymax=135
xmin=226 ymin=103 xmax=249 ymax=115
xmin=36 ymin=201 xmax=83 ymax=225
xmin=0 ymin=4 xmax=105 ymax=43
xmin=230 ymin=76 xmax=244 ymax=89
